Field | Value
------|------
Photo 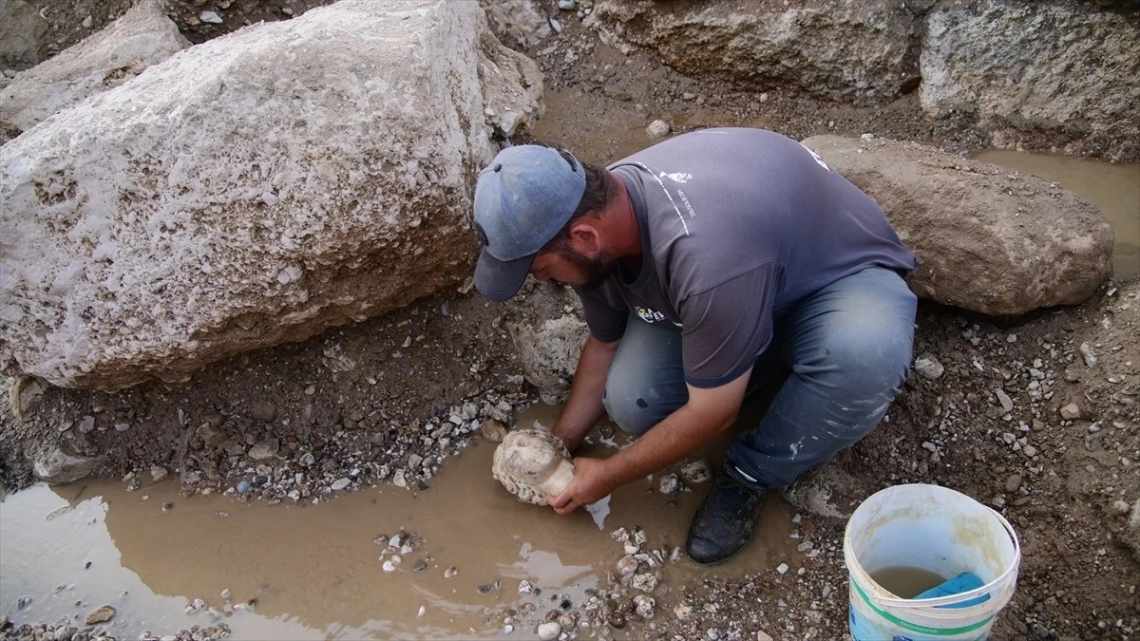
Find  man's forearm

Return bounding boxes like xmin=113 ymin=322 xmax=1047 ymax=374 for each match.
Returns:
xmin=605 ymin=402 xmax=736 ymax=486
xmin=553 ymin=336 xmax=617 ymax=449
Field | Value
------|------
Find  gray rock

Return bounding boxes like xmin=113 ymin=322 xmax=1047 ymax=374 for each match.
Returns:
xmin=679 ymin=460 xmax=710 ymax=485
xmin=558 ymin=0 xmax=577 ymax=10
xmin=646 ymin=119 xmax=670 ymax=140
xmin=509 ymin=315 xmax=589 ymax=404
xmin=77 ymin=415 xmax=96 ymax=434
xmin=913 ymin=355 xmax=944 ymax=380
xmin=658 ymin=472 xmax=680 ymax=495
xmin=480 ymin=0 xmax=551 ymax=47
xmin=920 ymin=1 xmax=1140 ymax=162
xmin=331 ymin=477 xmax=351 ymax=491
xmin=800 ymin=136 xmax=1113 ymax=315
xmin=248 ymin=439 xmax=279 ymax=461
xmin=0 ymin=0 xmax=542 ymax=390
xmin=1059 ymin=403 xmax=1082 ymax=420
xmin=0 ymin=0 xmax=49 ymax=69
xmin=537 ymin=622 xmax=561 ymax=641
xmin=633 ymin=594 xmax=655 ymax=619
xmin=199 ymin=10 xmax=224 ymax=24
xmin=591 ymin=0 xmax=920 ymax=102
xmin=1005 ymin=474 xmax=1022 ymax=493
xmin=995 ymin=389 xmax=1014 ymax=414
xmin=0 ymin=0 xmax=190 ymax=132
xmin=150 ymin=465 xmax=168 ymax=482
xmin=33 ymin=446 xmax=101 ymax=484
xmin=1079 ymin=342 xmax=1098 ymax=369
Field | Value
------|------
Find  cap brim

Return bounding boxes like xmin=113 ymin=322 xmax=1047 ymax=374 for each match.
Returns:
xmin=475 ymin=248 xmax=535 ymax=302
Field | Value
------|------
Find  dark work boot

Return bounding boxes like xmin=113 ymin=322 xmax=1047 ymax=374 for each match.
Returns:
xmin=685 ymin=473 xmax=765 ymax=565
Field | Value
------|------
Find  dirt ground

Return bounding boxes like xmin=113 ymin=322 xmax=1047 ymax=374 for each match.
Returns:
xmin=2 ymin=2 xmax=1139 ymax=641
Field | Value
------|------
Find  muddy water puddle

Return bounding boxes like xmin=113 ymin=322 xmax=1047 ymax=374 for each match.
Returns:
xmin=1 ymin=405 xmax=800 ymax=640
xmin=975 ymin=150 xmax=1140 ymax=281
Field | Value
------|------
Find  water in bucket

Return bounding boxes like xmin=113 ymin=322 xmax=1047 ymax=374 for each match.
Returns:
xmin=844 ymin=484 xmax=1020 ymax=641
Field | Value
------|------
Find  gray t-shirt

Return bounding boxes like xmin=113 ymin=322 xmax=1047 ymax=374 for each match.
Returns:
xmin=575 ymin=128 xmax=915 ymax=388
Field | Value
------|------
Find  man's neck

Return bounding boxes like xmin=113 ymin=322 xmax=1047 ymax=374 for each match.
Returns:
xmin=610 ymin=174 xmax=642 ymax=262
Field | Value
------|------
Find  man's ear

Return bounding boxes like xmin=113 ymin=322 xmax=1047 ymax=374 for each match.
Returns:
xmin=567 ymin=220 xmax=602 ymax=257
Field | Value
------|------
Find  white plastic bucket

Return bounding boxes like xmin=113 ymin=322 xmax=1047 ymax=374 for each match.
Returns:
xmin=844 ymin=484 xmax=1020 ymax=641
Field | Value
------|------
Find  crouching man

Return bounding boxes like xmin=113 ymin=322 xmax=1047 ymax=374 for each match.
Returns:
xmin=471 ymin=128 xmax=916 ymax=564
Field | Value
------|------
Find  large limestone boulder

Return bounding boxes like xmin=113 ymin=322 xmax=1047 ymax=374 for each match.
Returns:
xmin=0 ymin=0 xmax=190 ymax=135
xmin=589 ymin=0 xmax=920 ymax=101
xmin=920 ymin=1 xmax=1140 ymax=162
xmin=801 ymin=135 xmax=1113 ymax=316
xmin=0 ymin=0 xmax=542 ymax=390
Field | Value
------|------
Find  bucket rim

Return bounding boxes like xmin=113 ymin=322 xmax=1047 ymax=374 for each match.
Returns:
xmin=844 ymin=484 xmax=1022 ymax=610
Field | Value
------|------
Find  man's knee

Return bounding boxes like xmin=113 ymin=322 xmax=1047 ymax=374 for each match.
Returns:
xmin=602 ymin=377 xmax=658 ymax=437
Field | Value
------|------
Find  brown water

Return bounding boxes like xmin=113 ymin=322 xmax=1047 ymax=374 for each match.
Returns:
xmin=0 ymin=404 xmax=800 ymax=640
xmin=870 ymin=566 xmax=947 ymax=599
xmin=974 ymin=150 xmax=1140 ymax=281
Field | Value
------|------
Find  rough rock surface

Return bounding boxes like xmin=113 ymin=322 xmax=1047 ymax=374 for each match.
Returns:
xmin=920 ymin=1 xmax=1140 ymax=162
xmin=0 ymin=0 xmax=50 ymax=70
xmin=32 ymin=446 xmax=102 ymax=484
xmin=589 ymin=0 xmax=921 ymax=101
xmin=0 ymin=0 xmax=190 ymax=134
xmin=509 ymin=314 xmax=589 ymax=404
xmin=481 ymin=0 xmax=552 ymax=48
xmin=0 ymin=0 xmax=542 ymax=390
xmin=801 ymin=135 xmax=1113 ymax=315
xmin=492 ymin=428 xmax=574 ymax=505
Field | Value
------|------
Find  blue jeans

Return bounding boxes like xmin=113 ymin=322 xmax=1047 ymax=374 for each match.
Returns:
xmin=600 ymin=267 xmax=917 ymax=490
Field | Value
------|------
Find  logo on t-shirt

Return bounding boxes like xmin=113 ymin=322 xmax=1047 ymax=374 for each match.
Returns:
xmin=635 ymin=306 xmax=668 ymax=324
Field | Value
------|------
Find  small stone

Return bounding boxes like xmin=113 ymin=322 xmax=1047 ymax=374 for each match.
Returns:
xmin=658 ymin=473 xmax=680 ymax=495
xmin=518 ymin=579 xmax=535 ymax=594
xmin=1005 ymin=474 xmax=1022 ymax=493
xmin=150 ymin=465 xmax=168 ymax=482
xmin=248 ymin=439 xmax=279 ymax=460
xmin=630 ymin=572 xmax=658 ymax=592
xmin=680 ymin=460 xmax=711 ymax=484
xmin=299 ymin=452 xmax=315 ymax=467
xmin=199 ymin=10 xmax=223 ymax=24
xmin=1112 ymin=499 xmax=1131 ymax=515
xmin=78 ymin=416 xmax=96 ymax=434
xmin=236 ymin=480 xmax=252 ymax=494
xmin=392 ymin=469 xmax=408 ymax=488
xmin=674 ymin=602 xmax=693 ymax=620
xmin=633 ymin=594 xmax=655 ymax=619
xmin=85 ymin=605 xmax=115 ymax=625
xmin=616 ymin=555 xmax=638 ymax=577
xmin=444 ymin=566 xmax=459 ymax=579
xmin=1023 ymin=445 xmax=1038 ymax=458
xmin=756 ymin=631 xmax=775 ymax=641
xmin=220 ymin=588 xmax=231 ymax=600
xmin=82 ymin=15 xmax=93 ymax=28
xmin=994 ymin=389 xmax=1014 ymax=414
xmin=331 ymin=478 xmax=351 ymax=491
xmin=776 ymin=562 xmax=789 ymax=575
xmin=548 ymin=16 xmax=562 ymax=33
xmin=114 ymin=422 xmax=131 ymax=432
xmin=646 ymin=119 xmax=671 ymax=140
xmin=913 ymin=355 xmax=944 ymax=380
xmin=382 ymin=555 xmax=402 ymax=572
xmin=480 ymin=419 xmax=509 ymax=442
xmin=1059 ymin=403 xmax=1082 ymax=420
xmin=1079 ymin=342 xmax=1098 ymax=368
xmin=557 ymin=0 xmax=576 ymax=10
xmin=537 ymin=622 xmax=561 ymax=641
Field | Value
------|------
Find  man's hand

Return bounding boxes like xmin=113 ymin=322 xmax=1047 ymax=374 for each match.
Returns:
xmin=549 ymin=457 xmax=618 ymax=515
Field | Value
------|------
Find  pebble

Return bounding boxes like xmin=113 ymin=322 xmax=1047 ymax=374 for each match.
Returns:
xmin=444 ymin=566 xmax=459 ymax=579
xmin=518 ymin=579 xmax=535 ymax=594
xmin=557 ymin=0 xmax=577 ymax=9
xmin=994 ymin=388 xmax=1014 ymax=414
xmin=631 ymin=572 xmax=658 ymax=592
xmin=248 ymin=439 xmax=278 ymax=461
xmin=658 ymin=473 xmax=680 ymax=495
xmin=199 ymin=10 xmax=224 ymax=24
xmin=756 ymin=632 xmax=775 ymax=641
xmin=633 ymin=594 xmax=656 ymax=619
xmin=331 ymin=477 xmax=350 ymax=491
xmin=776 ymin=562 xmax=789 ymax=575
xmin=537 ymin=621 xmax=561 ymax=641
xmin=85 ymin=605 xmax=115 ymax=625
xmin=382 ymin=555 xmax=402 ymax=572
xmin=646 ymin=119 xmax=671 ymax=140
xmin=236 ymin=479 xmax=252 ymax=494
xmin=78 ymin=416 xmax=96 ymax=434
xmin=82 ymin=15 xmax=93 ymax=28
xmin=616 ymin=555 xmax=638 ymax=576
xmin=1112 ymin=499 xmax=1131 ymax=515
xmin=548 ymin=16 xmax=562 ymax=33
xmin=1059 ymin=403 xmax=1082 ymax=420
xmin=1005 ymin=474 xmax=1023 ymax=493
xmin=220 ymin=588 xmax=231 ymax=600
xmin=680 ymin=460 xmax=711 ymax=484
xmin=913 ymin=355 xmax=944 ymax=380
xmin=1079 ymin=342 xmax=1098 ymax=368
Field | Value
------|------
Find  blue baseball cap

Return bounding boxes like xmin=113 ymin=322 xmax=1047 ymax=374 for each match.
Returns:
xmin=473 ymin=145 xmax=587 ymax=301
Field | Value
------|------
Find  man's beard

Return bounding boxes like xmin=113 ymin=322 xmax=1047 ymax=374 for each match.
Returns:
xmin=556 ymin=247 xmax=616 ymax=288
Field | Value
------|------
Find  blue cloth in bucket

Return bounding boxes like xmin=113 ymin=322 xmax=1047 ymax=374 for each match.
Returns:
xmin=915 ymin=572 xmax=990 ymax=608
